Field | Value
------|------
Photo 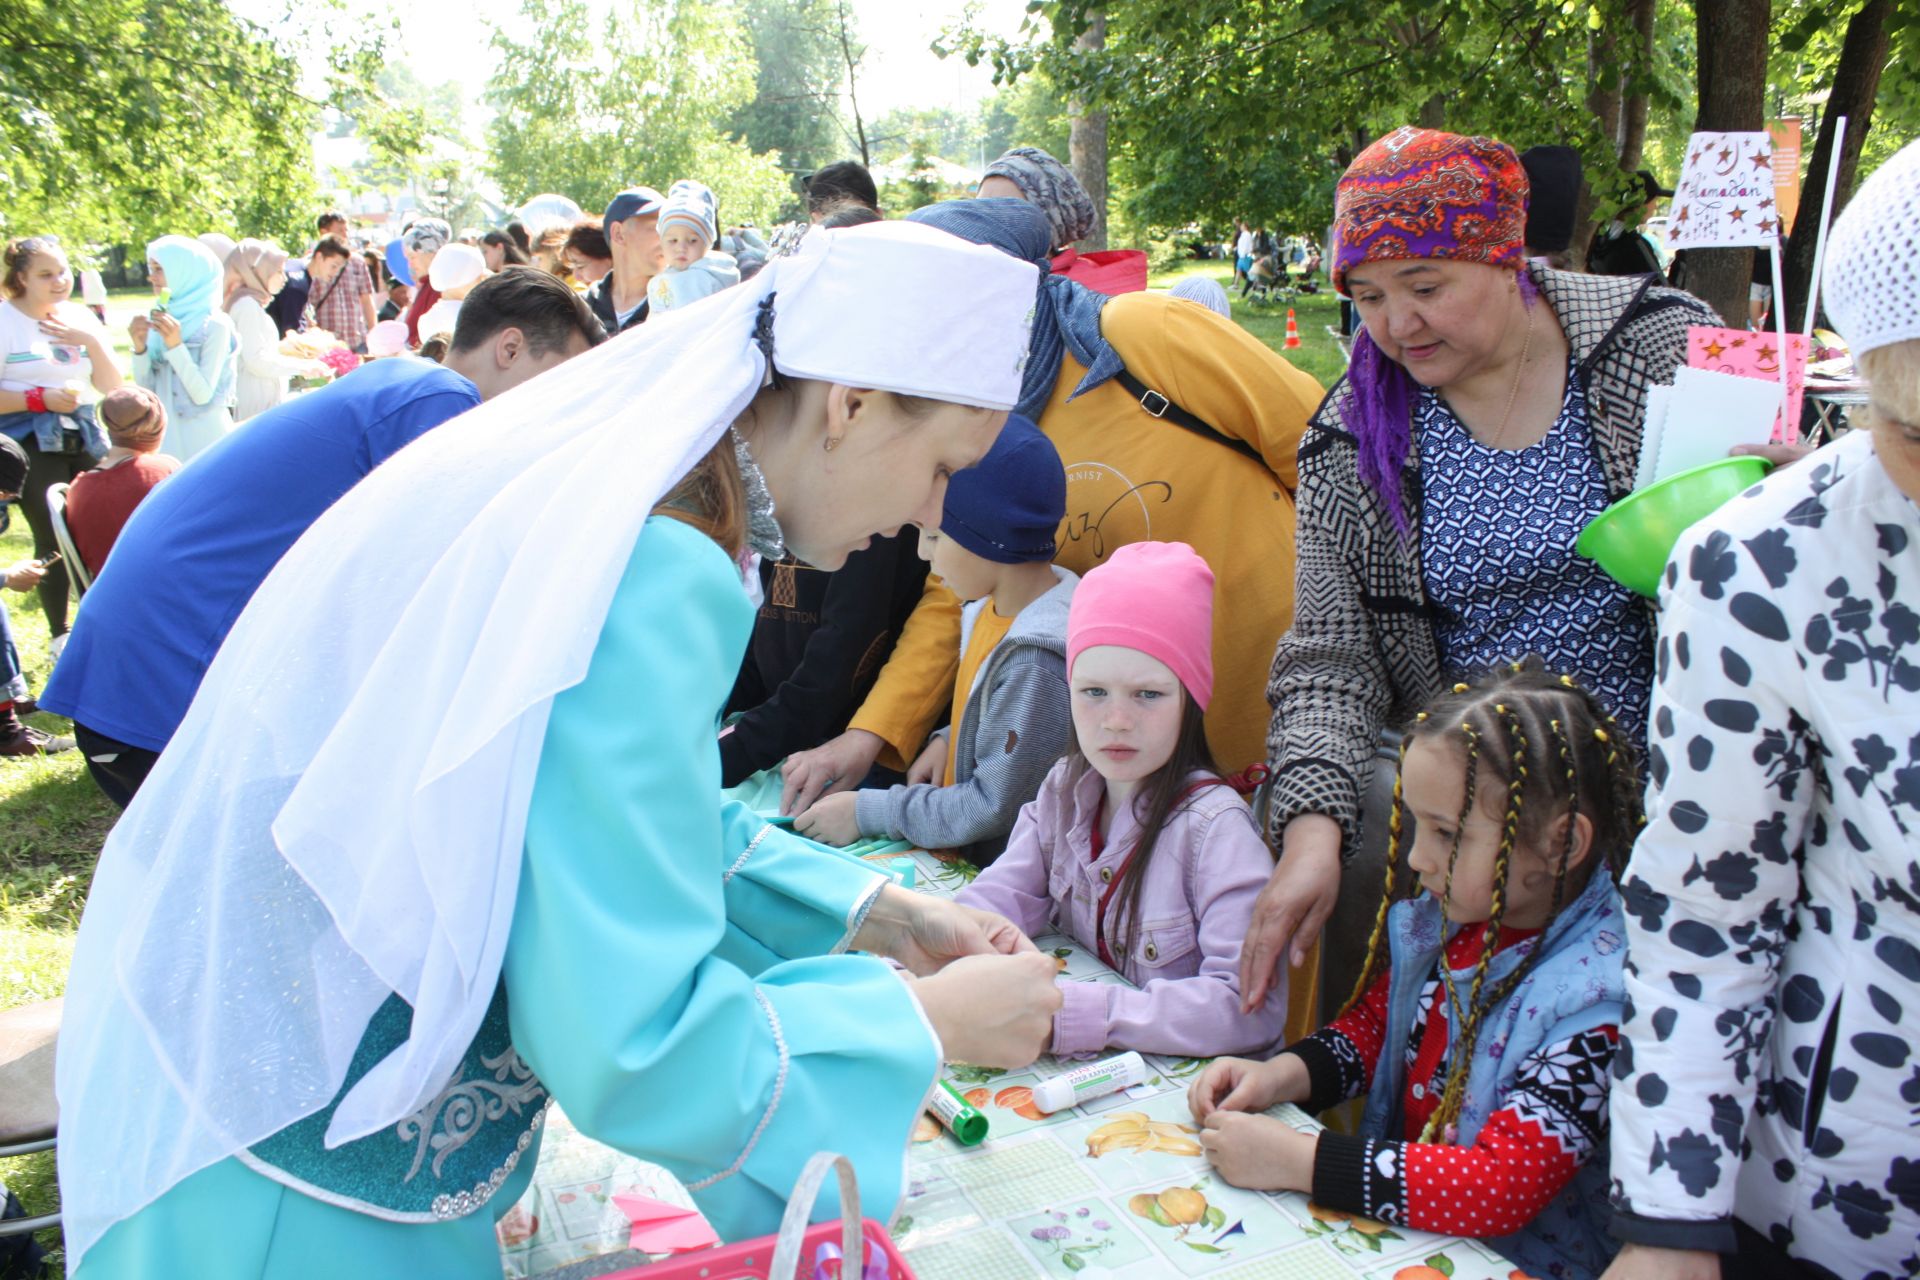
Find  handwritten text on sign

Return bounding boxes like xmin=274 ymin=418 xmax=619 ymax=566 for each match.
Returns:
xmin=1669 ymin=131 xmax=1781 ymax=250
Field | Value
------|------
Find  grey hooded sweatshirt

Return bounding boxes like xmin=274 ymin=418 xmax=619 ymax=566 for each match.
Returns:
xmin=855 ymin=567 xmax=1078 ymax=865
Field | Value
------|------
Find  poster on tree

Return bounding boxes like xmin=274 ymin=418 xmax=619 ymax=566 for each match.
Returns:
xmin=1668 ymin=131 xmax=1782 ymax=250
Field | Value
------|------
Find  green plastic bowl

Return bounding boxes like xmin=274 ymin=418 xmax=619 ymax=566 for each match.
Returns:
xmin=1577 ymin=456 xmax=1773 ymax=598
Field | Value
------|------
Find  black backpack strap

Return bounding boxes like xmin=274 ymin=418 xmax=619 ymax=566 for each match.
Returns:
xmin=1111 ymin=368 xmax=1266 ymax=466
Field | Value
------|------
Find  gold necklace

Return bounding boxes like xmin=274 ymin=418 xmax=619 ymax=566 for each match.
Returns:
xmin=1484 ymin=304 xmax=1537 ymax=450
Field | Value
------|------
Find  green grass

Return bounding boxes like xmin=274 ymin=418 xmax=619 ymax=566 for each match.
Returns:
xmin=1 ymin=514 xmax=113 ymax=1267
xmin=1148 ymin=258 xmax=1350 ymax=390
xmin=0 ymin=264 xmax=1344 ymax=1268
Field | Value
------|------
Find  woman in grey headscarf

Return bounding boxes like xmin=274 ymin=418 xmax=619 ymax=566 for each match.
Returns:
xmin=977 ymin=146 xmax=1148 ymax=294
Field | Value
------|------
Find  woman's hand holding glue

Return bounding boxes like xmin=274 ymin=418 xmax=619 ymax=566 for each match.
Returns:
xmin=911 ymin=952 xmax=1061 ymax=1069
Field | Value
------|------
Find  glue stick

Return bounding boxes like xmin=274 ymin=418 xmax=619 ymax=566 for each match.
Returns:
xmin=1031 ymin=1051 xmax=1147 ymax=1114
xmin=928 ymin=1081 xmax=988 ymax=1146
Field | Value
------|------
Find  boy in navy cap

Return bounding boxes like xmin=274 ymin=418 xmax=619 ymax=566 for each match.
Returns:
xmin=796 ymin=415 xmax=1076 ymax=865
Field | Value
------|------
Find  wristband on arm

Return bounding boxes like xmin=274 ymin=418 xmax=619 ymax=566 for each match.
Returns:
xmin=24 ymin=387 xmax=45 ymax=414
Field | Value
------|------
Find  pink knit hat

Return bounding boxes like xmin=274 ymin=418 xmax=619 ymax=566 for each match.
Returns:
xmin=1067 ymin=542 xmax=1216 ymax=709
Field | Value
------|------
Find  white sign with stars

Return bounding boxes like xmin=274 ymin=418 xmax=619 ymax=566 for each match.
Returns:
xmin=1668 ymin=130 xmax=1784 ymax=250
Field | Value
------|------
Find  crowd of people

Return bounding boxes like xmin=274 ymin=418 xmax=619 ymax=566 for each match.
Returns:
xmin=0 ymin=127 xmax=1913 ymax=1280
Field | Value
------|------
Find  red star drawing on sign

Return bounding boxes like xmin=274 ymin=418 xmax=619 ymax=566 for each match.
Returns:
xmin=1728 ymin=206 xmax=1747 ymax=222
xmin=1691 ymin=150 xmax=1703 ymax=164
xmin=1757 ymin=344 xmax=1777 ymax=363
xmin=1675 ymin=206 xmax=1691 ymax=224
xmin=1759 ymin=218 xmax=1777 ymax=234
xmin=1718 ymin=145 xmax=1734 ymax=164
xmin=1752 ymin=151 xmax=1773 ymax=172
xmin=1760 ymin=197 xmax=1774 ymax=208
xmin=1704 ymin=340 xmax=1727 ymax=359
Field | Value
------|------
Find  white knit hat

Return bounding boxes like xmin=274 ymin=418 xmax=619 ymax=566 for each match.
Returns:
xmin=1823 ymin=138 xmax=1920 ymax=358
xmin=427 ymin=242 xmax=488 ymax=292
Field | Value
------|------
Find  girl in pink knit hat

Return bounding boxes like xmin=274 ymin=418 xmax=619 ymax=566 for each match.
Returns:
xmin=956 ymin=540 xmax=1289 ymax=1061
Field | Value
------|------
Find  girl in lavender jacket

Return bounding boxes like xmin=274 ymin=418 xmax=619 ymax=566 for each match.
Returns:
xmin=957 ymin=541 xmax=1286 ymax=1060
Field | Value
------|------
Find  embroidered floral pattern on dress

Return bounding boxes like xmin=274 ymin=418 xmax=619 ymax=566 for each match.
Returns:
xmin=397 ymin=1045 xmax=548 ymax=1182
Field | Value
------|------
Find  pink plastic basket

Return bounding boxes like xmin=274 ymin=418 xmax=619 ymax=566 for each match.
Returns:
xmin=596 ymin=1154 xmax=917 ymax=1280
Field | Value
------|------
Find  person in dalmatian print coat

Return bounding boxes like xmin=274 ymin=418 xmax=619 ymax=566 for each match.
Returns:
xmin=1605 ymin=138 xmax=1920 ymax=1280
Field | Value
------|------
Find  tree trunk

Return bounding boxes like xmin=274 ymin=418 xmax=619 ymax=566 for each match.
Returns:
xmin=1618 ymin=0 xmax=1655 ymax=172
xmin=1686 ymin=0 xmax=1771 ymax=326
xmin=1067 ymin=13 xmax=1109 ymax=250
xmin=1783 ymin=0 xmax=1890 ymax=331
xmin=835 ymin=0 xmax=869 ymax=168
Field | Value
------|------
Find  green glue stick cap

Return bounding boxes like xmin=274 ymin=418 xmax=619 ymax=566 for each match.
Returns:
xmin=932 ymin=1080 xmax=989 ymax=1146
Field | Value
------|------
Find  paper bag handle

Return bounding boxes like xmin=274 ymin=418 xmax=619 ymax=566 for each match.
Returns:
xmin=768 ymin=1151 xmax=864 ymax=1280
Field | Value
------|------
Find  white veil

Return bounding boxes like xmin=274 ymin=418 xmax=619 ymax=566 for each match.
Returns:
xmin=55 ymin=221 xmax=1038 ymax=1268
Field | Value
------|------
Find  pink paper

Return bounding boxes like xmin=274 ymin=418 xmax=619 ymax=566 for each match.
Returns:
xmin=1686 ymin=325 xmax=1809 ymax=444
xmin=612 ymin=1191 xmax=720 ymax=1254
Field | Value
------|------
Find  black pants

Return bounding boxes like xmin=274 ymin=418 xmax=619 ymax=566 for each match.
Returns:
xmin=18 ymin=436 xmax=92 ymax=637
xmin=73 ymin=722 xmax=160 ymax=809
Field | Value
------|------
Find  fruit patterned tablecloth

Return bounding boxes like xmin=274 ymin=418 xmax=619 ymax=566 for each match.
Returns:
xmin=508 ymin=835 xmax=1522 ymax=1280
xmin=890 ymin=845 xmax=1523 ymax=1280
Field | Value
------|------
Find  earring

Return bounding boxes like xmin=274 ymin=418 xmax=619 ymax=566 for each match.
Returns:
xmin=823 ymin=436 xmax=840 ymax=453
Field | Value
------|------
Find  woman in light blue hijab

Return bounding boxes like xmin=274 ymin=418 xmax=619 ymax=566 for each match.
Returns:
xmin=134 ymin=236 xmax=237 ymax=460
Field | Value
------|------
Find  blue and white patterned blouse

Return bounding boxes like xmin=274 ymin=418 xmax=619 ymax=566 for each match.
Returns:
xmin=1416 ymin=364 xmax=1654 ymax=743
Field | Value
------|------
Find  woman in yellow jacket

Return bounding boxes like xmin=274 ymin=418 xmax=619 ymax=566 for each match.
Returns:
xmin=788 ymin=197 xmax=1325 ymax=1035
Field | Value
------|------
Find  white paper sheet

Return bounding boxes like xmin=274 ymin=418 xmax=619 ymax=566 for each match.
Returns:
xmin=1649 ymin=366 xmax=1784 ymax=484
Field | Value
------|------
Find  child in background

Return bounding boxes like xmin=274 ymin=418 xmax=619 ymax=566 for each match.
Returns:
xmin=795 ymin=415 xmax=1074 ymax=864
xmin=645 ymin=181 xmax=741 ymax=313
xmin=954 ymin=541 xmax=1287 ymax=1062
xmin=1188 ymin=662 xmax=1637 ymax=1280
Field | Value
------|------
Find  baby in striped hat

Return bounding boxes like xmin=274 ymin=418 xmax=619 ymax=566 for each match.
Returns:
xmin=646 ymin=179 xmax=741 ymax=313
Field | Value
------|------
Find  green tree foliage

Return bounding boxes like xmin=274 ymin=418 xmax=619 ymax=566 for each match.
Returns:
xmin=978 ymin=73 xmax=1072 ymax=165
xmin=486 ymin=0 xmax=793 ymax=227
xmin=949 ymin=0 xmax=1697 ymax=237
xmin=728 ymin=0 xmax=847 ymax=175
xmin=0 ymin=0 xmax=348 ymax=256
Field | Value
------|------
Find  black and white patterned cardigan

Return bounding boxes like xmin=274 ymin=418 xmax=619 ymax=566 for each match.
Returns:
xmin=1262 ymin=266 xmax=1717 ymax=852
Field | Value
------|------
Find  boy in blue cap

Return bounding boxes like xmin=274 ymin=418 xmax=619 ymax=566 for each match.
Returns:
xmin=796 ymin=415 xmax=1075 ymax=865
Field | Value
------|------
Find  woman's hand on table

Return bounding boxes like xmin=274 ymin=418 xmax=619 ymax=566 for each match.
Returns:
xmin=1198 ymin=1112 xmax=1314 ymax=1193
xmin=1189 ymin=1054 xmax=1302 ymax=1122
xmin=793 ymin=792 xmax=860 ymax=846
xmin=856 ymin=887 xmax=1037 ymax=975
xmin=1599 ymin=1244 xmax=1721 ymax=1280
xmin=911 ymin=951 xmax=1061 ymax=1069
xmin=1239 ymin=814 xmax=1343 ymax=1011
xmin=905 ymin=735 xmax=945 ymax=785
xmin=781 ymin=728 xmax=883 ymax=814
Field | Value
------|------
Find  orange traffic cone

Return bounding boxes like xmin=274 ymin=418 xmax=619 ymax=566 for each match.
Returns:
xmin=1284 ymin=309 xmax=1302 ymax=349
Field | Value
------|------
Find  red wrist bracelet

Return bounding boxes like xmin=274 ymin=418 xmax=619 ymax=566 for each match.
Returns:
xmin=24 ymin=387 xmax=45 ymax=414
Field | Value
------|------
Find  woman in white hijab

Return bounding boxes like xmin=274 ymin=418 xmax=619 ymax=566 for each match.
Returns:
xmin=224 ymin=239 xmax=329 ymax=421
xmin=60 ymin=221 xmax=1063 ymax=1277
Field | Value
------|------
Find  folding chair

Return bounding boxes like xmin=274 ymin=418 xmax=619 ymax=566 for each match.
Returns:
xmin=0 ymin=998 xmax=61 ymax=1241
xmin=45 ymin=482 xmax=90 ymax=596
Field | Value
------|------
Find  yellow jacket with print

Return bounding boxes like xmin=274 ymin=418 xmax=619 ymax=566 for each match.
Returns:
xmin=849 ymin=290 xmax=1322 ymax=777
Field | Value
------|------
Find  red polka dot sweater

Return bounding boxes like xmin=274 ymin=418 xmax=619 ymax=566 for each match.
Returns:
xmin=1284 ymin=922 xmax=1618 ymax=1237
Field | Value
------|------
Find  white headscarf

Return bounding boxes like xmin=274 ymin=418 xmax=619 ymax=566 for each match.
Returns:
xmin=56 ymin=221 xmax=1038 ymax=1268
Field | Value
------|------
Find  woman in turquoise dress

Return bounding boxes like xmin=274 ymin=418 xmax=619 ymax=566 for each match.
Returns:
xmin=57 ymin=222 xmax=1062 ymax=1276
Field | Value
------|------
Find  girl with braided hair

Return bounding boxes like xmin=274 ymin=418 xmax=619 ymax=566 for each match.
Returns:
xmin=1191 ymin=660 xmax=1639 ymax=1280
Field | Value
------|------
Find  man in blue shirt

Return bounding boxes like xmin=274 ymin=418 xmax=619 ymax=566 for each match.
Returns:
xmin=45 ymin=268 xmax=606 ymax=805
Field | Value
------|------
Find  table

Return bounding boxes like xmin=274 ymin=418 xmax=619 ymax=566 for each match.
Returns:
xmin=1805 ymin=384 xmax=1869 ymax=447
xmin=510 ymin=831 xmax=1518 ymax=1279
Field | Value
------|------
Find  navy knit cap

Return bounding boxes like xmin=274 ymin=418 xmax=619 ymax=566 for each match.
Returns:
xmin=941 ymin=415 xmax=1063 ymax=564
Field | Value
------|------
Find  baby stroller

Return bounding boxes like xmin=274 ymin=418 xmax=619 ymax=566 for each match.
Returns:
xmin=1240 ymin=253 xmax=1290 ymax=304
